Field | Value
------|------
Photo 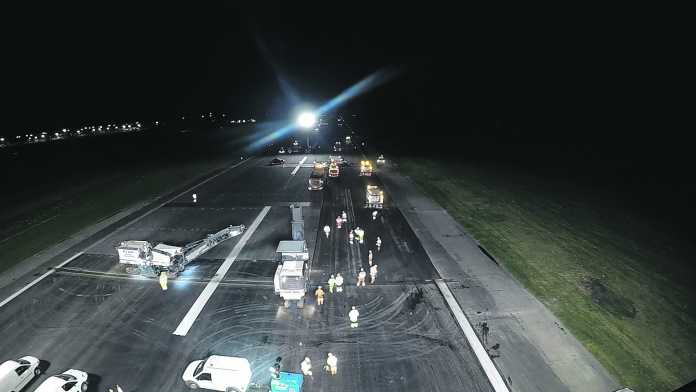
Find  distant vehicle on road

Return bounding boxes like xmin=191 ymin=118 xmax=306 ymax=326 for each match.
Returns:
xmin=34 ymin=369 xmax=88 ymax=392
xmin=328 ymin=162 xmax=340 ymax=178
xmin=360 ymin=160 xmax=373 ymax=176
xmin=308 ymin=163 xmax=326 ymax=190
xmin=182 ymin=355 xmax=252 ymax=391
xmin=366 ymin=185 xmax=384 ymax=209
xmin=0 ymin=356 xmax=41 ymax=392
xmin=269 ymin=158 xmax=285 ymax=166
xmin=278 ymin=147 xmax=286 ymax=154
xmin=376 ymin=154 xmax=386 ymax=165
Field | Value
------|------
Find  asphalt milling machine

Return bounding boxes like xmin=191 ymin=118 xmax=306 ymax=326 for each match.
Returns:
xmin=116 ymin=224 xmax=246 ymax=277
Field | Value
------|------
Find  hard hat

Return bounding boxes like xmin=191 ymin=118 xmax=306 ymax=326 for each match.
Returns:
xmin=352 ymin=306 xmax=356 ymax=310
xmin=318 ymin=285 xmax=322 ymax=288
xmin=330 ymin=274 xmax=335 ymax=278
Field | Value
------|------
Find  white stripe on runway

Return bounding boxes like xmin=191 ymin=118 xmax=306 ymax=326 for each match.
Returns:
xmin=172 ymin=206 xmax=271 ymax=336
xmin=434 ymin=279 xmax=510 ymax=392
xmin=290 ymin=156 xmax=308 ymax=176
xmin=0 ymin=252 xmax=83 ymax=309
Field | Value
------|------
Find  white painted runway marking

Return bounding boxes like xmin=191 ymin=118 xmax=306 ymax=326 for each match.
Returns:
xmin=172 ymin=206 xmax=271 ymax=336
xmin=290 ymin=156 xmax=308 ymax=176
xmin=0 ymin=252 xmax=83 ymax=309
xmin=435 ymin=279 xmax=510 ymax=392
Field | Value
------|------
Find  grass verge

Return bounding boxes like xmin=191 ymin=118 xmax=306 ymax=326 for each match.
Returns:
xmin=399 ymin=158 xmax=696 ymax=392
xmin=0 ymin=159 xmax=230 ymax=273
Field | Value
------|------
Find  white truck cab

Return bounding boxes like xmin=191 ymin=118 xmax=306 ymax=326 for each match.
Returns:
xmin=182 ymin=355 xmax=252 ymax=391
xmin=0 ymin=356 xmax=41 ymax=392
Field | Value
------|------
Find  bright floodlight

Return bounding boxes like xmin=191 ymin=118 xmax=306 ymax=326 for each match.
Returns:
xmin=297 ymin=112 xmax=317 ymax=129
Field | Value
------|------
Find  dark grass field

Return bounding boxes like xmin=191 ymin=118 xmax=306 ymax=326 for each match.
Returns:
xmin=399 ymin=158 xmax=696 ymax=392
xmin=0 ymin=123 xmax=259 ymax=273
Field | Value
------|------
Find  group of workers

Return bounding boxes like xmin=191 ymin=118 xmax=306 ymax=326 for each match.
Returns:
xmin=300 ymin=352 xmax=338 ymax=378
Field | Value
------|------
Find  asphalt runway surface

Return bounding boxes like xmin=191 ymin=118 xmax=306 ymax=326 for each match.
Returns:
xmin=0 ymin=154 xmax=493 ymax=391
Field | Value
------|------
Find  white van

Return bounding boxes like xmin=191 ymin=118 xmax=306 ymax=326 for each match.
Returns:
xmin=0 ymin=356 xmax=41 ymax=392
xmin=182 ymin=355 xmax=251 ymax=391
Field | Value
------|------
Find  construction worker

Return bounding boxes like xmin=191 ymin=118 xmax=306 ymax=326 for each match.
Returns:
xmin=357 ymin=268 xmax=366 ymax=287
xmin=348 ymin=230 xmax=354 ymax=244
xmin=301 ymin=357 xmax=312 ymax=377
xmin=370 ymin=264 xmax=378 ymax=284
xmin=328 ymin=275 xmax=336 ymax=293
xmin=192 ymin=193 xmax=197 ymax=203
xmin=326 ymin=353 xmax=338 ymax=375
xmin=341 ymin=210 xmax=347 ymax=222
xmin=336 ymin=216 xmax=342 ymax=229
xmin=323 ymin=225 xmax=331 ymax=238
xmin=349 ymin=306 xmax=360 ymax=328
xmin=315 ymin=285 xmax=325 ymax=305
xmin=159 ymin=271 xmax=168 ymax=291
xmin=269 ymin=356 xmax=282 ymax=379
xmin=372 ymin=210 xmax=378 ymax=220
xmin=335 ymin=273 xmax=344 ymax=293
xmin=376 ymin=236 xmax=382 ymax=251
xmin=355 ymin=227 xmax=364 ymax=244
xmin=368 ymin=250 xmax=373 ymax=266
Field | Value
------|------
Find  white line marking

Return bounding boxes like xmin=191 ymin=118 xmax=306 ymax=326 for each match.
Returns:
xmin=434 ymin=279 xmax=510 ymax=392
xmin=0 ymin=158 xmax=254 ymax=308
xmin=290 ymin=156 xmax=308 ymax=176
xmin=172 ymin=206 xmax=271 ymax=336
xmin=0 ymin=252 xmax=83 ymax=309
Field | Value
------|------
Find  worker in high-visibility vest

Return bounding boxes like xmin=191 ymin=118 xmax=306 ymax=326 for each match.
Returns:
xmin=301 ymin=357 xmax=312 ymax=377
xmin=372 ymin=210 xmax=378 ymax=220
xmin=368 ymin=250 xmax=373 ymax=266
xmin=355 ymin=227 xmax=365 ymax=244
xmin=315 ymin=286 xmax=325 ymax=305
xmin=336 ymin=216 xmax=342 ymax=229
xmin=328 ymin=275 xmax=336 ymax=293
xmin=326 ymin=353 xmax=338 ymax=375
xmin=192 ymin=193 xmax=197 ymax=203
xmin=349 ymin=306 xmax=360 ymax=328
xmin=357 ymin=268 xmax=366 ymax=287
xmin=342 ymin=210 xmax=347 ymax=222
xmin=376 ymin=236 xmax=382 ymax=251
xmin=335 ymin=273 xmax=344 ymax=293
xmin=370 ymin=264 xmax=378 ymax=284
xmin=348 ymin=230 xmax=354 ymax=244
xmin=159 ymin=271 xmax=168 ymax=291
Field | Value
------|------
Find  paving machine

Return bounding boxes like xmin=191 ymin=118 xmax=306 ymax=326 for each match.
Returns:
xmin=116 ymin=224 xmax=245 ymax=277
xmin=274 ymin=205 xmax=309 ymax=308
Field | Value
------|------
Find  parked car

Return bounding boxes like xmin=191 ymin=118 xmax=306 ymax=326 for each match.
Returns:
xmin=0 ymin=356 xmax=41 ymax=392
xmin=34 ymin=369 xmax=88 ymax=392
xmin=269 ymin=158 xmax=285 ymax=166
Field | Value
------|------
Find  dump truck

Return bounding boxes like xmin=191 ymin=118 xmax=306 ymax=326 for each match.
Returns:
xmin=116 ymin=224 xmax=245 ymax=277
xmin=308 ymin=163 xmax=326 ymax=190
xmin=365 ymin=185 xmax=384 ymax=209
xmin=274 ymin=205 xmax=310 ymax=307
xmin=359 ymin=160 xmax=373 ymax=176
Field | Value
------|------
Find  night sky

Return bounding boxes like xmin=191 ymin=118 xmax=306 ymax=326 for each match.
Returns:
xmin=3 ymin=4 xmax=691 ymax=162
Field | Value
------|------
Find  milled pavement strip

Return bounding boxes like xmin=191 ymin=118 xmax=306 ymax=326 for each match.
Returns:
xmin=435 ymin=279 xmax=510 ymax=392
xmin=173 ymin=205 xmax=271 ymax=336
xmin=290 ymin=156 xmax=308 ymax=175
xmin=0 ymin=252 xmax=83 ymax=308
xmin=0 ymin=157 xmax=253 ymax=305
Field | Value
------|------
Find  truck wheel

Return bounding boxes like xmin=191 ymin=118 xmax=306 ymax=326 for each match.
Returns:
xmin=188 ymin=381 xmax=199 ymax=389
xmin=34 ymin=367 xmax=41 ymax=376
xmin=80 ymin=382 xmax=88 ymax=392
